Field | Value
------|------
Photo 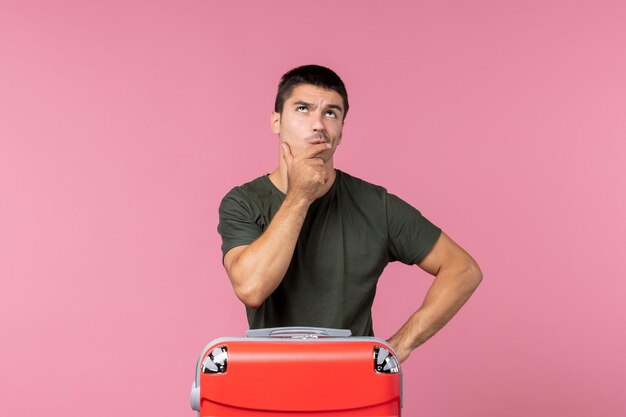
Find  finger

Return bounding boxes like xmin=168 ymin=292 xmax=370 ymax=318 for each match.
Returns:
xmin=281 ymin=142 xmax=294 ymax=166
xmin=298 ymin=142 xmax=332 ymax=160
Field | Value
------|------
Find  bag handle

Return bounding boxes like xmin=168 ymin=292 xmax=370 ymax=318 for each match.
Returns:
xmin=245 ymin=326 xmax=352 ymax=338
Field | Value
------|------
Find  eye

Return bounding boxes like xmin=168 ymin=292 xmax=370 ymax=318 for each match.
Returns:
xmin=325 ymin=110 xmax=337 ymax=118
xmin=296 ymin=106 xmax=308 ymax=112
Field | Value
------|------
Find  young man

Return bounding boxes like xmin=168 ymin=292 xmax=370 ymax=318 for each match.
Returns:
xmin=218 ymin=65 xmax=482 ymax=363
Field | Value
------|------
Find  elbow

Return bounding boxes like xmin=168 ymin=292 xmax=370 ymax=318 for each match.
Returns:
xmin=233 ymin=281 xmax=267 ymax=309
xmin=464 ymin=258 xmax=483 ymax=292
xmin=442 ymin=256 xmax=482 ymax=295
xmin=227 ymin=257 xmax=268 ymax=309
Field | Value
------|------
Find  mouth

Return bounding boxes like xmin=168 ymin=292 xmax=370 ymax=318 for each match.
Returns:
xmin=307 ymin=133 xmax=330 ymax=145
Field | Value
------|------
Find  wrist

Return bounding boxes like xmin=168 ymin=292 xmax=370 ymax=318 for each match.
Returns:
xmin=284 ymin=189 xmax=314 ymax=207
xmin=387 ymin=335 xmax=412 ymax=364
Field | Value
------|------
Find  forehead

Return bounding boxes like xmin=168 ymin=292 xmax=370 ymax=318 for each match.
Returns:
xmin=285 ymin=84 xmax=344 ymax=108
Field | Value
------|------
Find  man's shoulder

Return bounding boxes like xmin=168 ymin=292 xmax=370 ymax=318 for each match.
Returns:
xmin=223 ymin=175 xmax=273 ymax=199
xmin=220 ymin=174 xmax=282 ymax=217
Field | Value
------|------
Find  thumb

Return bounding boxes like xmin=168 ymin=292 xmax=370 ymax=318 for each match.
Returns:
xmin=281 ymin=142 xmax=294 ymax=166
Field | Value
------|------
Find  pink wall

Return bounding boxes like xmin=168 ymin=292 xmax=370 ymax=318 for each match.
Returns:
xmin=1 ymin=1 xmax=625 ymax=416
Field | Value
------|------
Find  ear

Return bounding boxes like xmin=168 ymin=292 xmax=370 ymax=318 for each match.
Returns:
xmin=271 ymin=111 xmax=281 ymax=134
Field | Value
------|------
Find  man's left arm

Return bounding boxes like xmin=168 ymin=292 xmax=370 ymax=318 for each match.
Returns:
xmin=387 ymin=232 xmax=483 ymax=363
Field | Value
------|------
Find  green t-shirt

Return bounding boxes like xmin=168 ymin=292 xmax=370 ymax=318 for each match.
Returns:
xmin=218 ymin=169 xmax=441 ymax=336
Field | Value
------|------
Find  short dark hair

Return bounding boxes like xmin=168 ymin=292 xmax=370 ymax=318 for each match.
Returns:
xmin=274 ymin=64 xmax=349 ymax=120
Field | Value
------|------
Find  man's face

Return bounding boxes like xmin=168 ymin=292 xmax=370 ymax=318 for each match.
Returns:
xmin=271 ymin=84 xmax=345 ymax=163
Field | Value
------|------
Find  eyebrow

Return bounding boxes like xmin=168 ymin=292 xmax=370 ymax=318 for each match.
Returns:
xmin=293 ymin=100 xmax=344 ymax=114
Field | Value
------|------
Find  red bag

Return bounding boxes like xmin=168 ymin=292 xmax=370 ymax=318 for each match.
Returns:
xmin=190 ymin=327 xmax=402 ymax=416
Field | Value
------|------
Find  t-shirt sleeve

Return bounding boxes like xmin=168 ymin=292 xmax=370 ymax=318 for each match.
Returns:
xmin=386 ymin=192 xmax=442 ymax=265
xmin=217 ymin=187 xmax=263 ymax=260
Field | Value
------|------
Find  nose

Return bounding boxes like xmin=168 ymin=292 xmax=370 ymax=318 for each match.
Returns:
xmin=311 ymin=110 xmax=325 ymax=133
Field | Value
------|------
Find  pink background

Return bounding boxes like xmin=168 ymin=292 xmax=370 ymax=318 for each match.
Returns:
xmin=1 ymin=1 xmax=625 ymax=416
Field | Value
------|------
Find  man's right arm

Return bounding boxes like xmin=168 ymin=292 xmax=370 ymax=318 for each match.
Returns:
xmin=223 ymin=142 xmax=331 ymax=308
xmin=224 ymin=193 xmax=309 ymax=308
